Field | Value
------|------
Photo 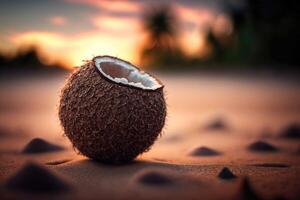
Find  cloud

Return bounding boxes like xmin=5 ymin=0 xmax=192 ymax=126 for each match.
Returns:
xmin=91 ymin=15 xmax=140 ymax=35
xmin=65 ymin=0 xmax=142 ymax=20
xmin=65 ymin=0 xmax=142 ymax=35
xmin=49 ymin=16 xmax=67 ymax=26
xmin=66 ymin=0 xmax=142 ymax=13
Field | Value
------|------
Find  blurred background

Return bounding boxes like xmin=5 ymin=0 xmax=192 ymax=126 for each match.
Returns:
xmin=0 ymin=0 xmax=299 ymax=72
xmin=0 ymin=0 xmax=300 ymax=151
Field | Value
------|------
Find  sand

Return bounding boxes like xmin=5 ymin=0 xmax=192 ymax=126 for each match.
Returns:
xmin=0 ymin=72 xmax=300 ymax=200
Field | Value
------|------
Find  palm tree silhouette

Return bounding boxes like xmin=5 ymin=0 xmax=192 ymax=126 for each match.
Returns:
xmin=140 ymin=5 xmax=181 ymax=67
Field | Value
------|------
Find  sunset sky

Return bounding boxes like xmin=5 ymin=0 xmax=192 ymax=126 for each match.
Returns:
xmin=0 ymin=0 xmax=231 ymax=69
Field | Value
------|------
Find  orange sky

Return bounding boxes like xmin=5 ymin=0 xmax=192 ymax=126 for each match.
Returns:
xmin=0 ymin=0 xmax=229 ymax=69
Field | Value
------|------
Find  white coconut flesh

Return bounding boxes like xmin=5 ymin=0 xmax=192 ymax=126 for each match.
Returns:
xmin=94 ymin=56 xmax=162 ymax=90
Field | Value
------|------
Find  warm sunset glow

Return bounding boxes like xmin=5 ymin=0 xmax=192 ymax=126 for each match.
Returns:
xmin=10 ymin=31 xmax=68 ymax=66
xmin=213 ymin=14 xmax=233 ymax=37
xmin=91 ymin=15 xmax=140 ymax=34
xmin=63 ymin=32 xmax=140 ymax=68
xmin=0 ymin=0 xmax=230 ymax=69
xmin=67 ymin=0 xmax=141 ymax=13
xmin=49 ymin=16 xmax=67 ymax=26
xmin=175 ymin=4 xmax=216 ymax=56
xmin=9 ymin=31 xmax=140 ymax=69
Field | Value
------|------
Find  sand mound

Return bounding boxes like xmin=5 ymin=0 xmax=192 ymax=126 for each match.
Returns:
xmin=135 ymin=170 xmax=174 ymax=186
xmin=21 ymin=138 xmax=64 ymax=154
xmin=280 ymin=123 xmax=300 ymax=139
xmin=204 ymin=117 xmax=228 ymax=130
xmin=247 ymin=141 xmax=278 ymax=152
xmin=5 ymin=162 xmax=70 ymax=193
xmin=189 ymin=146 xmax=221 ymax=156
xmin=218 ymin=167 xmax=237 ymax=180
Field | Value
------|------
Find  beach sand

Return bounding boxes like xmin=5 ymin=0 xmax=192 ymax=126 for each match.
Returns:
xmin=0 ymin=72 xmax=299 ymax=200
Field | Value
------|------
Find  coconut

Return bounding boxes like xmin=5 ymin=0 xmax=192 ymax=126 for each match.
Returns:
xmin=59 ymin=55 xmax=166 ymax=163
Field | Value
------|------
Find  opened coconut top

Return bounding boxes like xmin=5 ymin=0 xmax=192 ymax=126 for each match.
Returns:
xmin=94 ymin=56 xmax=163 ymax=90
